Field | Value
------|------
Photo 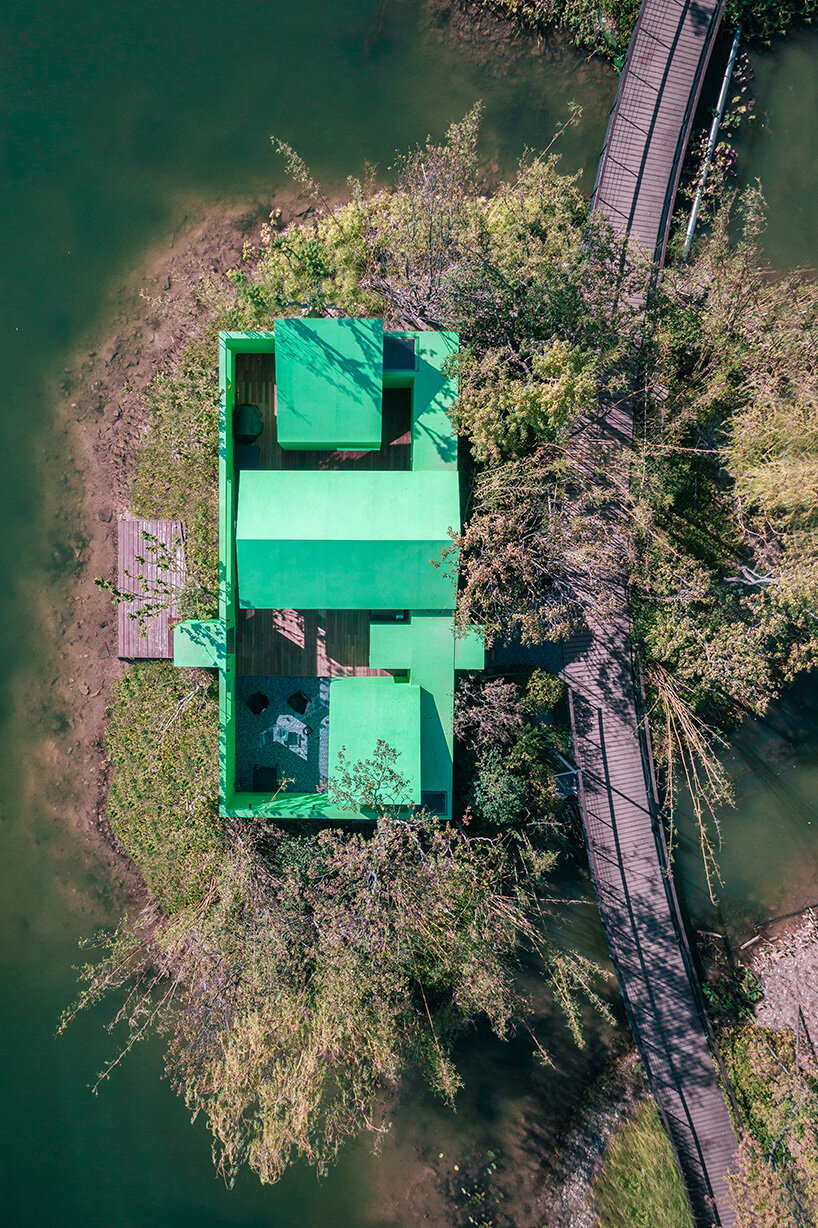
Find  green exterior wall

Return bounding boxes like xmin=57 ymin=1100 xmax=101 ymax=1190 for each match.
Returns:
xmin=215 ymin=324 xmax=473 ymax=822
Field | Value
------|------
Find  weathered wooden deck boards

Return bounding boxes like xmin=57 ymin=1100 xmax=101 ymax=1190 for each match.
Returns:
xmin=236 ymin=608 xmax=391 ymax=679
xmin=566 ymin=1 xmax=740 ymax=1224
xmin=593 ymin=0 xmax=724 ymax=263
xmin=117 ymin=518 xmax=185 ymax=659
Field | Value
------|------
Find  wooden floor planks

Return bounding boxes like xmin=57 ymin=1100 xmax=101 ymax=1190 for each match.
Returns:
xmin=116 ymin=518 xmax=184 ymax=659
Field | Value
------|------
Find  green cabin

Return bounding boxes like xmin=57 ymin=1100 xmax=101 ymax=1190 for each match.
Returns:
xmin=173 ymin=317 xmax=483 ymax=820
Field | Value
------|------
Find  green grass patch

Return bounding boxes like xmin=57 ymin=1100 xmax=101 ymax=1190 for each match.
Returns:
xmin=130 ymin=338 xmax=219 ymax=618
xmin=106 ymin=661 xmax=222 ymax=913
xmin=592 ymin=1100 xmax=693 ymax=1228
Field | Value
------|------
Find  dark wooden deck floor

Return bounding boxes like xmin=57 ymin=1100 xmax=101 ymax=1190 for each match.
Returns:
xmin=567 ymin=2 xmax=740 ymax=1224
xmin=236 ymin=608 xmax=390 ymax=679
xmin=234 ymin=353 xmax=411 ymax=472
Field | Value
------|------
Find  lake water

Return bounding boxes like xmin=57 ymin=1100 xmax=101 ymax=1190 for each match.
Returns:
xmin=2 ymin=1 xmax=818 ymax=1222
xmin=734 ymin=27 xmax=818 ymax=271
xmin=0 ymin=2 xmax=617 ymax=1224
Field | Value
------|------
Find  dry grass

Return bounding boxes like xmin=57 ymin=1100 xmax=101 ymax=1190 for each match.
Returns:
xmin=592 ymin=1099 xmax=693 ymax=1228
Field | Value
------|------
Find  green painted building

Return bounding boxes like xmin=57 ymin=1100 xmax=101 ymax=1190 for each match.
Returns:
xmin=174 ymin=317 xmax=483 ymax=820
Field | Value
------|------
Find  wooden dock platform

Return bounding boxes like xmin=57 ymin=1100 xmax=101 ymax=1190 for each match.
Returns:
xmin=116 ymin=518 xmax=185 ymax=660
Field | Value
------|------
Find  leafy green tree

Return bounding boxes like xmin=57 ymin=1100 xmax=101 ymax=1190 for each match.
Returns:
xmin=468 ymin=746 xmax=530 ymax=826
xmin=454 ymin=341 xmax=598 ymax=463
xmin=66 ymin=813 xmax=607 ymax=1186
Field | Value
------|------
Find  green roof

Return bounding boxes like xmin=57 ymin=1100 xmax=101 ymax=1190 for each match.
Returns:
xmin=235 ymin=469 xmax=459 ymax=610
xmin=327 ymin=676 xmax=422 ymax=808
xmin=274 ymin=317 xmax=383 ymax=451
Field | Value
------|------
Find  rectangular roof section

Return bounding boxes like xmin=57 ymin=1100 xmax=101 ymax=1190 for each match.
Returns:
xmin=274 ymin=317 xmax=384 ymax=451
xmin=236 ymin=469 xmax=459 ymax=610
xmin=327 ymin=677 xmax=422 ymax=807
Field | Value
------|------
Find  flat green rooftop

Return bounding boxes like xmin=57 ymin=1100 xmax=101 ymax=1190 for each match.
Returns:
xmin=274 ymin=317 xmax=383 ymax=451
xmin=328 ymin=676 xmax=421 ymax=808
xmin=236 ymin=469 xmax=459 ymax=610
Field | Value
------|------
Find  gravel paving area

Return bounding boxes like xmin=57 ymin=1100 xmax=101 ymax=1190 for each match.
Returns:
xmin=753 ymin=910 xmax=818 ymax=1048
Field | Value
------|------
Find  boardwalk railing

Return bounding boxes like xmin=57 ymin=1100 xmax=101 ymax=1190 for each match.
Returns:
xmin=564 ymin=1 xmax=741 ymax=1224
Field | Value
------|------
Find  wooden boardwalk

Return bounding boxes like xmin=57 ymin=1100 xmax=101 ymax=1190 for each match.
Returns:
xmin=594 ymin=0 xmax=724 ymax=262
xmin=117 ymin=518 xmax=185 ymax=659
xmin=565 ymin=1 xmax=740 ymax=1224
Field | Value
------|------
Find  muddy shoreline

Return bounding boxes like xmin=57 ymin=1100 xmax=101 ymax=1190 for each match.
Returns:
xmin=49 ymin=194 xmax=314 ymax=908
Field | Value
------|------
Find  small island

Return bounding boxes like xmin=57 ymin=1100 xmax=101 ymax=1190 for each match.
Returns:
xmin=59 ymin=6 xmax=818 ymax=1228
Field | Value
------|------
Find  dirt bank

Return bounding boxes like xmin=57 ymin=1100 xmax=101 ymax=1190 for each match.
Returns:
xmin=44 ymin=193 xmax=315 ymax=902
xmin=752 ymin=909 xmax=818 ymax=1043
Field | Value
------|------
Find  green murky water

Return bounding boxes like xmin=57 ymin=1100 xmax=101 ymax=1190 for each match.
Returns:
xmin=2 ymin=2 xmax=818 ymax=1222
xmin=0 ymin=2 xmax=617 ymax=1223
xmin=734 ymin=28 xmax=818 ymax=270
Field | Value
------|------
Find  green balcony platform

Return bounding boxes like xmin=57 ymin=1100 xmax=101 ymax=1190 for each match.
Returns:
xmin=173 ymin=619 xmax=225 ymax=668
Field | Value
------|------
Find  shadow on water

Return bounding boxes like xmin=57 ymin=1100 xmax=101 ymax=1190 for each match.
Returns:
xmin=673 ymin=675 xmax=818 ymax=940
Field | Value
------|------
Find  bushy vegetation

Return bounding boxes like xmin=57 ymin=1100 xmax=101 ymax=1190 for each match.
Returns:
xmin=591 ymin=1100 xmax=693 ymax=1228
xmin=84 ymin=107 xmax=818 ymax=1202
xmin=727 ymin=0 xmax=818 ymax=44
xmin=722 ymin=1023 xmax=818 ymax=1225
xmin=469 ymin=0 xmax=640 ymax=60
xmin=632 ymin=189 xmax=818 ymax=891
xmin=105 ymin=662 xmax=221 ymax=912
xmin=473 ymin=0 xmax=818 ymax=59
xmin=80 ymin=707 xmax=608 ymax=1183
xmin=454 ymin=669 xmax=569 ymax=827
xmin=703 ymin=965 xmax=764 ymax=1026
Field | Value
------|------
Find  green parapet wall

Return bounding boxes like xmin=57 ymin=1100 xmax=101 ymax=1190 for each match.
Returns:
xmin=218 ymin=332 xmax=276 ymax=817
xmin=454 ymin=625 xmax=485 ymax=671
xmin=367 ymin=612 xmax=465 ymax=818
xmin=384 ymin=329 xmax=459 ymax=471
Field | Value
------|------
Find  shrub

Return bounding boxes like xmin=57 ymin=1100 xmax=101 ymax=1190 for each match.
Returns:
xmin=454 ymin=675 xmax=524 ymax=749
xmin=469 ymin=746 xmax=530 ymax=825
